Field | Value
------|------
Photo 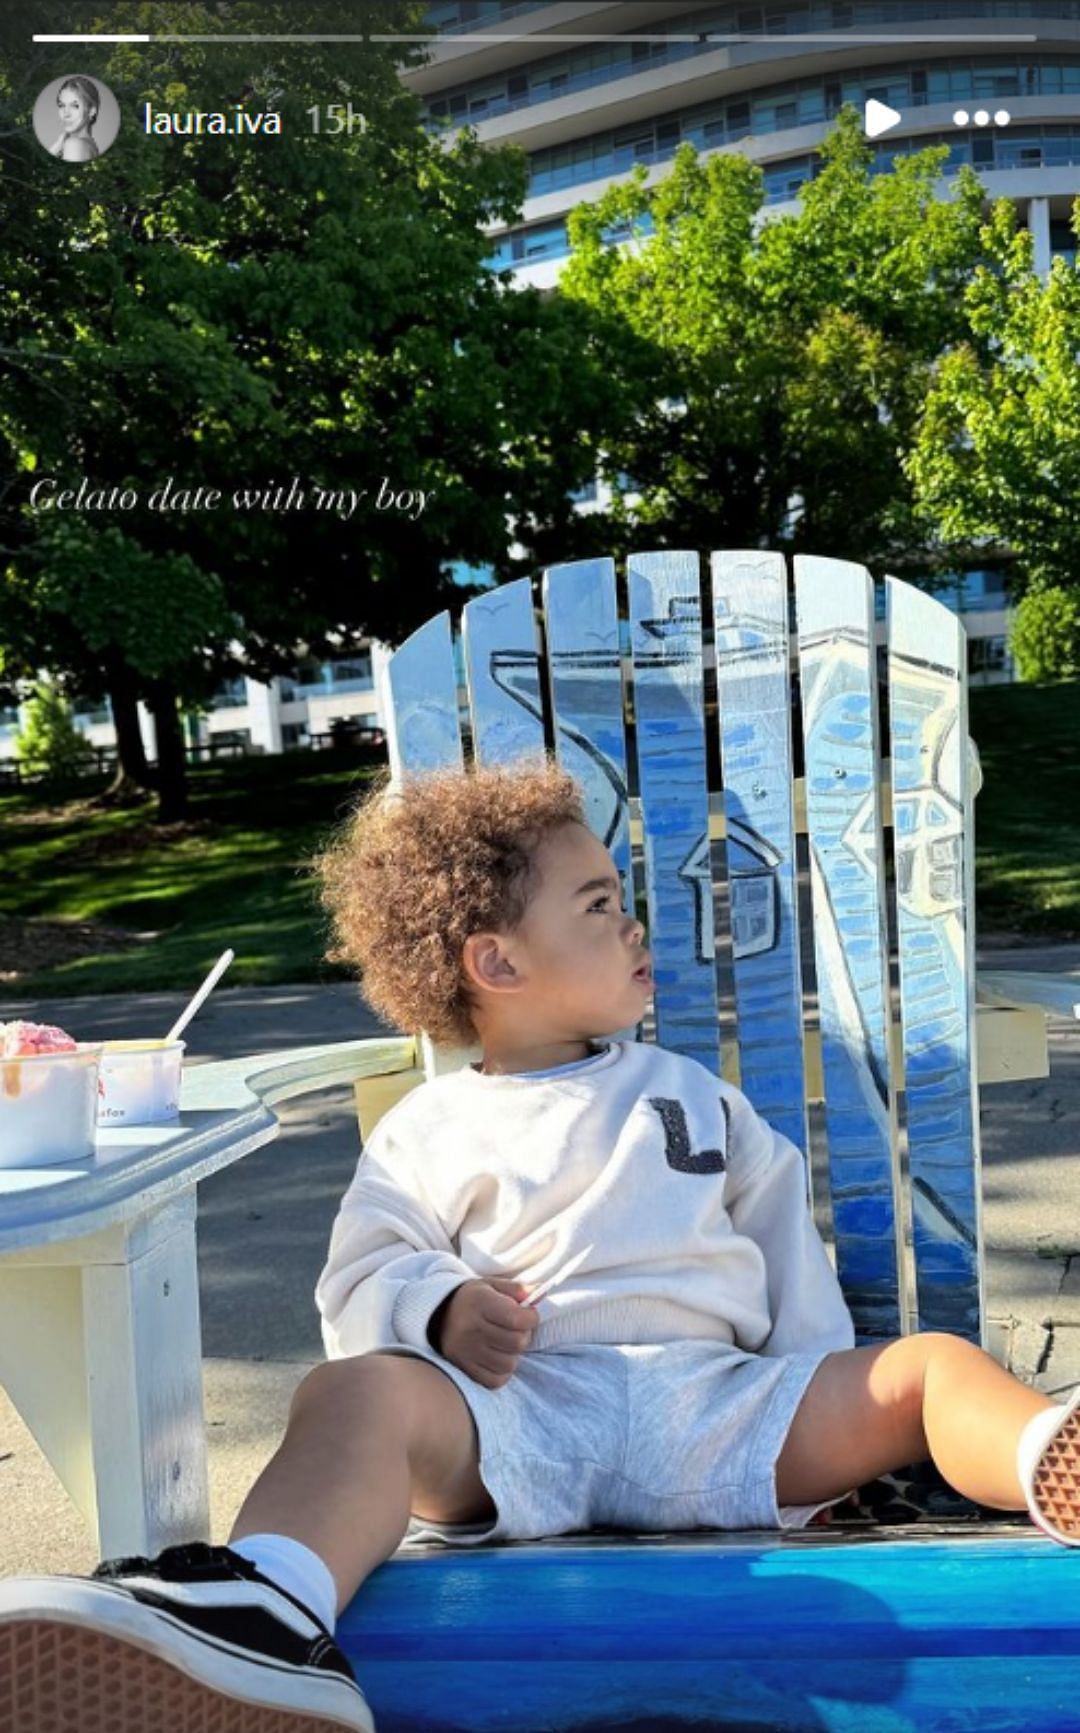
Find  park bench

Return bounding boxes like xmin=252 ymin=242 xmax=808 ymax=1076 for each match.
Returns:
xmin=4 ymin=550 xmax=1080 ymax=1729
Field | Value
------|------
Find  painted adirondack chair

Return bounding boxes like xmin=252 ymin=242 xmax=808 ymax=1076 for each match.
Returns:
xmin=316 ymin=551 xmax=1080 ymax=1732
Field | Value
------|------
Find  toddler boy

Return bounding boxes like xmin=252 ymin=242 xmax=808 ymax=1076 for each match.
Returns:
xmin=2 ymin=760 xmax=1079 ymax=1733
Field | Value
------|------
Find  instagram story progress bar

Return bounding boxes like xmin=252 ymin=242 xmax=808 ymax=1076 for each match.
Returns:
xmin=34 ymin=30 xmax=1038 ymax=43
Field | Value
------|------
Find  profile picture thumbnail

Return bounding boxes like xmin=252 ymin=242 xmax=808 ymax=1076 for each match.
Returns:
xmin=33 ymin=74 xmax=120 ymax=163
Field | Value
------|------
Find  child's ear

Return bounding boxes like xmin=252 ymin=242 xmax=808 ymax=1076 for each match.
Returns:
xmin=462 ymin=932 xmax=520 ymax=992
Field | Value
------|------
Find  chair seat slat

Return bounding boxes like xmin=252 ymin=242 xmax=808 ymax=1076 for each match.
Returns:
xmin=463 ymin=579 xmax=546 ymax=769
xmin=711 ymin=551 xmax=808 ymax=1160
xmin=543 ymin=559 xmax=633 ymax=903
xmin=629 ymin=552 xmax=720 ymax=1075
xmin=887 ymin=577 xmax=984 ymax=1346
xmin=795 ymin=555 xmax=905 ymax=1343
xmin=544 ymin=560 xmax=639 ymax=1041
xmin=382 ymin=611 xmax=463 ymax=786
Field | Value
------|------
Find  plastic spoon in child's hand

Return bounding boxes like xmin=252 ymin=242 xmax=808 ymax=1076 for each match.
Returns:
xmin=522 ymin=1242 xmax=593 ymax=1306
xmin=166 ymin=949 xmax=235 ymax=1044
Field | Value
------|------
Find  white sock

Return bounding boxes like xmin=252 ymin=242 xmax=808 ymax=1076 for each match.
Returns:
xmin=230 ymin=1533 xmax=338 ymax=1633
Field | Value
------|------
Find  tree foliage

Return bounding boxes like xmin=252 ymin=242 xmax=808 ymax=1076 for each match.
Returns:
xmin=14 ymin=681 xmax=95 ymax=778
xmin=905 ymin=196 xmax=1080 ymax=638
xmin=557 ymin=106 xmax=991 ymax=571
xmin=1010 ymin=586 xmax=1080 ymax=684
xmin=0 ymin=0 xmax=620 ymax=814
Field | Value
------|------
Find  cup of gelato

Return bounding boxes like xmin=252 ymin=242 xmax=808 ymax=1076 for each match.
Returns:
xmin=97 ymin=1039 xmax=185 ymax=1127
xmin=0 ymin=1021 xmax=103 ymax=1168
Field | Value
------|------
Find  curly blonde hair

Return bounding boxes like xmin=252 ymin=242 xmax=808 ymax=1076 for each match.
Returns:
xmin=317 ymin=758 xmax=586 ymax=1046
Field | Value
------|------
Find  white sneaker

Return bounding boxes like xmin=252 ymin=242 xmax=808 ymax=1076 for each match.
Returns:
xmin=1020 ymin=1386 xmax=1080 ymax=1547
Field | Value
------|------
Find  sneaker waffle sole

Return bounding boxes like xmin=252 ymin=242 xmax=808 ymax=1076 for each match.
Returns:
xmin=1 ymin=1617 xmax=363 ymax=1733
xmin=1032 ymin=1406 xmax=1080 ymax=1541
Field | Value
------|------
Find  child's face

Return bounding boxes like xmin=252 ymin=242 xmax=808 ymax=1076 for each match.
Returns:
xmin=500 ymin=821 xmax=652 ymax=1037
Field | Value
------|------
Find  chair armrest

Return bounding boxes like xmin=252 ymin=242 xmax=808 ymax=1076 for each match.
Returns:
xmin=183 ymin=1036 xmax=419 ymax=1114
xmin=976 ymin=971 xmax=1080 ymax=1022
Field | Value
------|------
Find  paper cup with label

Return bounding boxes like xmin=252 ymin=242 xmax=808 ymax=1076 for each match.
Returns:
xmin=97 ymin=1039 xmax=185 ymax=1127
xmin=0 ymin=1044 xmax=104 ymax=1169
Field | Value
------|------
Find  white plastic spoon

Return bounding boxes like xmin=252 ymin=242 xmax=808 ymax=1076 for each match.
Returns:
xmin=166 ymin=949 xmax=235 ymax=1044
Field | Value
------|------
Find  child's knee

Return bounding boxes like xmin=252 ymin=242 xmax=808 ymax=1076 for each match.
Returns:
xmin=287 ymin=1353 xmax=471 ymax=1462
xmin=288 ymin=1353 xmax=413 ymax=1434
xmin=879 ymin=1331 xmax=991 ymax=1433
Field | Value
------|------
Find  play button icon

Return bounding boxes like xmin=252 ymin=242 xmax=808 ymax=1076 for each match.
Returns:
xmin=865 ymin=98 xmax=902 ymax=138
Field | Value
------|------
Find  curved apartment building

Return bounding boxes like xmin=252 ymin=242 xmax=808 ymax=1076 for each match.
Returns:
xmin=407 ymin=1 xmax=1080 ymax=683
xmin=415 ymin=0 xmax=1080 ymax=285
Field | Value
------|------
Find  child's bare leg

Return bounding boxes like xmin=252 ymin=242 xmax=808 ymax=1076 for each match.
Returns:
xmin=231 ymin=1352 xmax=494 ymax=1613
xmin=776 ymin=1332 xmax=1054 ymax=1511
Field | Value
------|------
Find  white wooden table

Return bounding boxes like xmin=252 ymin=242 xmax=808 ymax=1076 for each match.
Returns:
xmin=0 ymin=1037 xmax=414 ymax=1562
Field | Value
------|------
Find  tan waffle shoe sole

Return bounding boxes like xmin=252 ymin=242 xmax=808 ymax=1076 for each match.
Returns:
xmin=1 ymin=1617 xmax=367 ymax=1733
xmin=1031 ymin=1402 xmax=1080 ymax=1543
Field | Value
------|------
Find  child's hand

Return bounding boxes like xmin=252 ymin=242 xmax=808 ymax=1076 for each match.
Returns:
xmin=436 ymin=1277 xmax=541 ymax=1390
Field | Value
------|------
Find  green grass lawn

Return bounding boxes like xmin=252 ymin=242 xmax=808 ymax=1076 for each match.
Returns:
xmin=0 ymin=680 xmax=1077 ymax=1000
xmin=969 ymin=680 xmax=1080 ymax=937
xmin=0 ymin=750 xmax=379 ymax=999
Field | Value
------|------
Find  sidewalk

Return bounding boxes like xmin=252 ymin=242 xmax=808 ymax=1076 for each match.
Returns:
xmin=2 ymin=950 xmax=1079 ymax=1575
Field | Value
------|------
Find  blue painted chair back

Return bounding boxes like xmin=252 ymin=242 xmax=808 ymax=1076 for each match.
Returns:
xmin=380 ymin=553 xmax=982 ymax=1350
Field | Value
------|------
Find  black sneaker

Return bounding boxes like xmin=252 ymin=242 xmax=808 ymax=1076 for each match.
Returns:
xmin=0 ymin=1541 xmax=374 ymax=1731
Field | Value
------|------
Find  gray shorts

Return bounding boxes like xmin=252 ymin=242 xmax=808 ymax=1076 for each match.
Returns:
xmin=369 ymin=1338 xmax=843 ymax=1548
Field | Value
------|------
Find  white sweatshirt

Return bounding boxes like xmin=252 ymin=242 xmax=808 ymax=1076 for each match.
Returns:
xmin=316 ymin=1038 xmax=854 ymax=1361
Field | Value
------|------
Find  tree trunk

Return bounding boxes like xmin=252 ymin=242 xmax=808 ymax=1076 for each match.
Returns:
xmin=146 ymin=679 xmax=189 ymax=823
xmin=101 ymin=658 xmax=157 ymax=805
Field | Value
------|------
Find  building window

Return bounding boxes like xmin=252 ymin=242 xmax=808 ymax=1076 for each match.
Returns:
xmin=327 ymin=652 xmax=373 ymax=691
xmin=281 ymin=722 xmax=310 ymax=750
xmin=449 ymin=560 xmax=496 ymax=589
xmin=73 ymin=698 xmax=112 ymax=725
xmin=209 ymin=675 xmax=248 ymax=710
xmin=209 ymin=727 xmax=252 ymax=753
xmin=968 ymin=635 xmax=1009 ymax=675
xmin=961 ymin=568 xmax=1008 ymax=609
xmin=283 ymin=656 xmax=326 ymax=698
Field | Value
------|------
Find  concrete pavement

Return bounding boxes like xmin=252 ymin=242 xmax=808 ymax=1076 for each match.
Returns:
xmin=2 ymin=949 xmax=1079 ymax=1576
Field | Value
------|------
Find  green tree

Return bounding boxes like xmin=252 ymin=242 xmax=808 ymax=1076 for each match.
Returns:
xmin=554 ymin=107 xmax=990 ymax=573
xmin=13 ymin=681 xmax=95 ymax=780
xmin=906 ymin=198 xmax=1080 ymax=635
xmin=1010 ymin=586 xmax=1080 ymax=683
xmin=0 ymin=0 xmax=620 ymax=818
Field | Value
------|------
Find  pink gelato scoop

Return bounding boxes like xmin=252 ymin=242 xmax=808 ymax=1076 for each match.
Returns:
xmin=0 ymin=1020 xmax=79 ymax=1058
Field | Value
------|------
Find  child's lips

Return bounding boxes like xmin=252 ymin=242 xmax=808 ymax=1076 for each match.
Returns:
xmin=633 ymin=960 xmax=653 ymax=985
